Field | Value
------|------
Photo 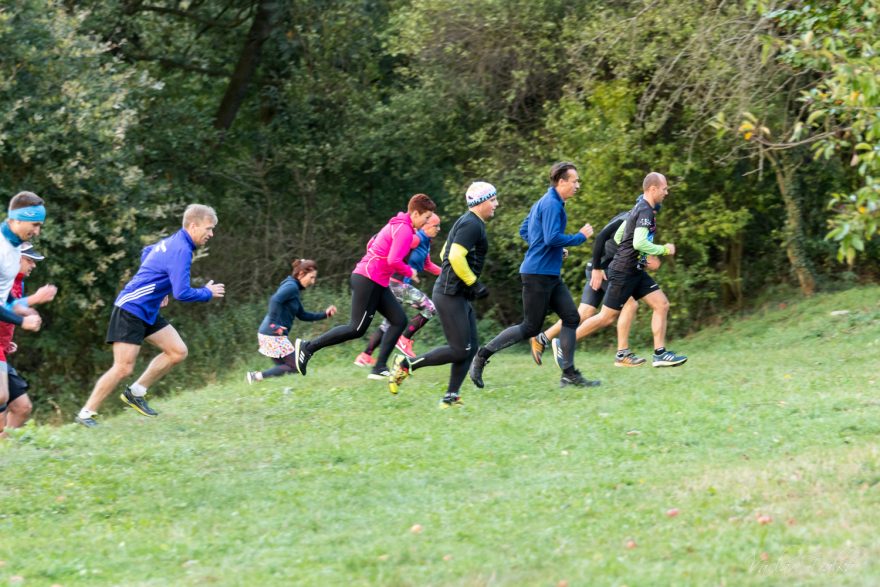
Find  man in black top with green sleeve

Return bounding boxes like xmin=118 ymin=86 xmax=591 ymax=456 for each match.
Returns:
xmin=388 ymin=182 xmax=498 ymax=407
xmin=573 ymin=172 xmax=687 ymax=367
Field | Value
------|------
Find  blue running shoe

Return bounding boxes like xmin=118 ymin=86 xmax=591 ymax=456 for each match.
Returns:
xmin=652 ymin=349 xmax=687 ymax=368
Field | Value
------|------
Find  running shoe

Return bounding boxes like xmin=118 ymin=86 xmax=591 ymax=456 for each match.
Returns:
xmin=367 ymin=367 xmax=391 ymax=381
xmin=246 ymin=371 xmax=259 ymax=384
xmin=614 ymin=352 xmax=646 ymax=367
xmin=652 ymin=350 xmax=688 ymax=368
xmin=560 ymin=369 xmax=601 ymax=388
xmin=439 ymin=393 xmax=464 ymax=408
xmin=529 ymin=336 xmax=545 ymax=366
xmin=120 ymin=387 xmax=158 ymax=417
xmin=395 ymin=336 xmax=416 ymax=358
xmin=75 ymin=414 xmax=99 ymax=428
xmin=550 ymin=338 xmax=564 ymax=370
xmin=353 ymin=352 xmax=375 ymax=367
xmin=468 ymin=351 xmax=489 ymax=389
xmin=388 ymin=354 xmax=410 ymax=394
xmin=293 ymin=338 xmax=312 ymax=376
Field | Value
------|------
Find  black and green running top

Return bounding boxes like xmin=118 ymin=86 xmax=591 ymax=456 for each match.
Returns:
xmin=609 ymin=199 xmax=667 ymax=274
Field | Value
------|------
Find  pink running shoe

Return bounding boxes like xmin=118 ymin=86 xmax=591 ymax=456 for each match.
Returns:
xmin=353 ymin=352 xmax=376 ymax=367
xmin=395 ymin=336 xmax=416 ymax=358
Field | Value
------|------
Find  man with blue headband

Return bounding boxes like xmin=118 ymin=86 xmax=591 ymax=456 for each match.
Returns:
xmin=0 ymin=191 xmax=46 ymax=437
xmin=76 ymin=204 xmax=226 ymax=428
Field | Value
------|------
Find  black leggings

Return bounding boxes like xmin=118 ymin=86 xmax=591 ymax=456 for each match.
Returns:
xmin=409 ymin=291 xmax=478 ymax=395
xmin=308 ymin=273 xmax=407 ymax=368
xmin=260 ymin=353 xmax=298 ymax=379
xmin=484 ymin=273 xmax=580 ymax=369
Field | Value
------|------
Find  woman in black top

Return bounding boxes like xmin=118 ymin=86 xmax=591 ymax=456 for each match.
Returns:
xmin=246 ymin=259 xmax=337 ymax=383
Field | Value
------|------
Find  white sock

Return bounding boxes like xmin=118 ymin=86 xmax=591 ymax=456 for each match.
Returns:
xmin=78 ymin=407 xmax=96 ymax=419
xmin=129 ymin=383 xmax=148 ymax=397
xmin=255 ymin=372 xmax=263 ymax=381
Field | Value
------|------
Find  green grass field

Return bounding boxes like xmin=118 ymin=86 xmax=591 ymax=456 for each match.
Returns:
xmin=2 ymin=286 xmax=879 ymax=586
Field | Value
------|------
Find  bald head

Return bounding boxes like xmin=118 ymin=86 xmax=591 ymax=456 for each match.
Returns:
xmin=642 ymin=172 xmax=666 ymax=192
xmin=642 ymin=171 xmax=669 ymax=207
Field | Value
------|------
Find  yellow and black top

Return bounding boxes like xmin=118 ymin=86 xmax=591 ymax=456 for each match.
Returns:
xmin=434 ymin=211 xmax=489 ymax=296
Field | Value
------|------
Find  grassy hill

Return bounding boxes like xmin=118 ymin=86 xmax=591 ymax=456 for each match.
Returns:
xmin=1 ymin=285 xmax=878 ymax=586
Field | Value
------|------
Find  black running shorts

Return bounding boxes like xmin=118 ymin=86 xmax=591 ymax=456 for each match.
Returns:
xmin=7 ymin=366 xmax=29 ymax=403
xmin=580 ymin=265 xmax=607 ymax=308
xmin=602 ymin=269 xmax=660 ymax=311
xmin=105 ymin=306 xmax=170 ymax=345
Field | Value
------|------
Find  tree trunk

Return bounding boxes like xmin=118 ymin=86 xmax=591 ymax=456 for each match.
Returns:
xmin=722 ymin=232 xmax=743 ymax=308
xmin=213 ymin=0 xmax=274 ymax=131
xmin=769 ymin=154 xmax=816 ymax=296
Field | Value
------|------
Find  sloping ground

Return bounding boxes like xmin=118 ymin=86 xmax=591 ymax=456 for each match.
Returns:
xmin=1 ymin=285 xmax=878 ymax=586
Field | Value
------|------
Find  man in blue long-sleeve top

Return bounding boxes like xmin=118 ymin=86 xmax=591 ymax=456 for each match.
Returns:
xmin=76 ymin=204 xmax=226 ymax=427
xmin=469 ymin=162 xmax=599 ymax=389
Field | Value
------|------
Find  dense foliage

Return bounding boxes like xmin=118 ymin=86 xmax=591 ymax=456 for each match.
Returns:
xmin=1 ymin=0 xmax=877 ymax=416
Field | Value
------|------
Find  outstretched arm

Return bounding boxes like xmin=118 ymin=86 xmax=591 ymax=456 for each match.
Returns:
xmin=541 ymin=203 xmax=587 ymax=247
xmin=633 ymin=227 xmax=669 ymax=256
xmin=169 ymin=250 xmax=214 ymax=302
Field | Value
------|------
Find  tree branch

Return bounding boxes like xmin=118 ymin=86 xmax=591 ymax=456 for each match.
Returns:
xmin=750 ymin=128 xmax=849 ymax=151
xmin=124 ymin=51 xmax=229 ymax=77
xmin=134 ymin=3 xmax=253 ymax=29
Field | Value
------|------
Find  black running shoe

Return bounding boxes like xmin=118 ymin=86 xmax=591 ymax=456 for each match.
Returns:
xmin=293 ymin=338 xmax=312 ymax=376
xmin=75 ymin=415 xmax=99 ymax=428
xmin=468 ymin=351 xmax=489 ymax=389
xmin=560 ymin=369 xmax=601 ymax=388
xmin=367 ymin=367 xmax=391 ymax=381
xmin=439 ymin=393 xmax=464 ymax=408
xmin=120 ymin=387 xmax=158 ymax=417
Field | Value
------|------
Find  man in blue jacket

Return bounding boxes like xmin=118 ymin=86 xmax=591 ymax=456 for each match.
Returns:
xmin=469 ymin=162 xmax=597 ymax=389
xmin=76 ymin=204 xmax=226 ymax=427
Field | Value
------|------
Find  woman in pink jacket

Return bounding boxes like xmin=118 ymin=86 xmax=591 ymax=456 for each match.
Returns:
xmin=293 ymin=194 xmax=436 ymax=378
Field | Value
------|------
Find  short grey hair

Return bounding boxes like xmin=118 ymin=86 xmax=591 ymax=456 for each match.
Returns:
xmin=182 ymin=204 xmax=218 ymax=228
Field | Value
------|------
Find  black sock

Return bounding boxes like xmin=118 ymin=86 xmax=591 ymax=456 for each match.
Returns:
xmin=563 ymin=366 xmax=577 ymax=377
xmin=654 ymin=347 xmax=666 ymax=355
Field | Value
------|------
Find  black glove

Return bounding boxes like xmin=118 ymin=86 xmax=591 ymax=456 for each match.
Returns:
xmin=466 ymin=281 xmax=489 ymax=300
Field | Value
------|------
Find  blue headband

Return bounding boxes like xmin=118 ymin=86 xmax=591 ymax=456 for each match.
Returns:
xmin=8 ymin=205 xmax=46 ymax=222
